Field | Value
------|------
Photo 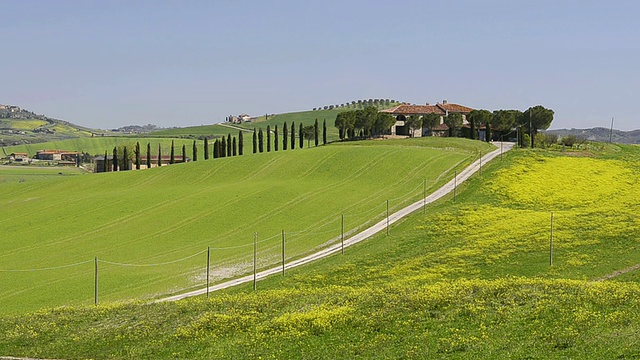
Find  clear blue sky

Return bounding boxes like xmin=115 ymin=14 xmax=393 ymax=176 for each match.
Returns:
xmin=1 ymin=0 xmax=638 ymax=130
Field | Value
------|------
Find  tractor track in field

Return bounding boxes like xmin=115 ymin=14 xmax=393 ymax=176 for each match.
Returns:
xmin=158 ymin=142 xmax=514 ymax=303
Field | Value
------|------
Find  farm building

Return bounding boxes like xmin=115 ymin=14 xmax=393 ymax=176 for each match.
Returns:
xmin=35 ymin=150 xmax=79 ymax=162
xmin=379 ymin=100 xmax=473 ymax=137
xmin=8 ymin=152 xmax=29 ymax=162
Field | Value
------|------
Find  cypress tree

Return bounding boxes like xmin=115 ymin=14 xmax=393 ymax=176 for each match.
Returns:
xmin=232 ymin=137 xmax=237 ymax=156
xmin=135 ymin=142 xmax=141 ymax=170
xmin=323 ymin=119 xmax=327 ymax=145
xmin=213 ymin=140 xmax=219 ymax=158
xmin=204 ymin=137 xmax=209 ymax=160
xmin=258 ymin=128 xmax=264 ymax=153
xmin=299 ymin=122 xmax=304 ymax=149
xmin=112 ymin=147 xmax=118 ymax=171
xmin=253 ymin=128 xmax=257 ymax=153
xmin=266 ymin=125 xmax=271 ymax=152
xmin=122 ymin=146 xmax=129 ymax=170
xmin=146 ymin=143 xmax=151 ymax=168
xmin=274 ymin=125 xmax=279 ymax=151
xmin=314 ymin=118 xmax=319 ymax=147
xmin=227 ymin=133 xmax=232 ymax=156
xmin=238 ymin=130 xmax=244 ymax=155
xmin=283 ymin=122 xmax=288 ymax=150
xmin=291 ymin=121 xmax=295 ymax=150
xmin=103 ymin=150 xmax=108 ymax=172
xmin=221 ymin=136 xmax=227 ymax=157
xmin=157 ymin=144 xmax=162 ymax=167
xmin=170 ymin=140 xmax=175 ymax=164
xmin=182 ymin=144 xmax=186 ymax=162
xmin=192 ymin=140 xmax=198 ymax=161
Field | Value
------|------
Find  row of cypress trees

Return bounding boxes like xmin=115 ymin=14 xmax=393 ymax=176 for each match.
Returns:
xmin=252 ymin=119 xmax=327 ymax=154
xmin=104 ymin=119 xmax=328 ymax=172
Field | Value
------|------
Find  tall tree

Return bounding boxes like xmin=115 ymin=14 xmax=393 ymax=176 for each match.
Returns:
xmin=169 ymin=140 xmax=175 ymax=164
xmin=232 ymin=137 xmax=237 ymax=156
xmin=192 ymin=140 xmax=198 ymax=161
xmin=122 ymin=146 xmax=129 ymax=170
xmin=227 ymin=134 xmax=232 ymax=156
xmin=406 ymin=115 xmax=422 ymax=137
xmin=468 ymin=110 xmax=492 ymax=141
xmin=422 ymin=113 xmax=440 ymax=136
xmin=283 ymin=122 xmax=288 ymax=150
xmin=182 ymin=144 xmax=186 ymax=162
xmin=112 ymin=147 xmax=118 ymax=171
xmin=523 ymin=106 xmax=555 ymax=148
xmin=314 ymin=119 xmax=319 ymax=146
xmin=266 ymin=125 xmax=271 ymax=152
xmin=258 ymin=128 xmax=264 ymax=153
xmin=221 ymin=136 xmax=227 ymax=157
xmin=157 ymin=144 xmax=162 ymax=167
xmin=213 ymin=139 xmax=219 ymax=158
xmin=299 ymin=122 xmax=304 ymax=149
xmin=374 ymin=113 xmax=396 ymax=136
xmin=204 ymin=137 xmax=209 ymax=160
xmin=303 ymin=125 xmax=315 ymax=147
xmin=135 ymin=142 xmax=141 ymax=170
xmin=146 ymin=143 xmax=151 ymax=168
xmin=103 ymin=150 xmax=108 ymax=172
xmin=238 ymin=130 xmax=244 ymax=155
xmin=444 ymin=113 xmax=464 ymax=137
xmin=291 ymin=121 xmax=296 ymax=149
xmin=274 ymin=125 xmax=279 ymax=151
xmin=253 ymin=128 xmax=257 ymax=154
xmin=322 ymin=119 xmax=327 ymax=144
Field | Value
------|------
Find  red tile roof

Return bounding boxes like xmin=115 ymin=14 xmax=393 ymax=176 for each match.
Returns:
xmin=436 ymin=102 xmax=473 ymax=113
xmin=380 ymin=104 xmax=445 ymax=115
xmin=432 ymin=123 xmax=449 ymax=131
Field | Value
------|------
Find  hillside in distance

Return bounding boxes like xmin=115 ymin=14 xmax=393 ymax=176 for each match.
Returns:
xmin=0 ymin=104 xmax=102 ymax=146
xmin=547 ymin=127 xmax=640 ymax=144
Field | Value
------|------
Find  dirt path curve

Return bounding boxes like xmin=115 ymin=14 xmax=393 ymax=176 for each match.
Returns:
xmin=217 ymin=123 xmax=253 ymax=132
xmin=594 ymin=264 xmax=640 ymax=281
xmin=158 ymin=142 xmax=515 ymax=303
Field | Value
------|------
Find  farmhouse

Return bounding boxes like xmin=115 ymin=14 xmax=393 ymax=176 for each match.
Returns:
xmin=380 ymin=100 xmax=473 ymax=137
xmin=8 ymin=152 xmax=29 ymax=162
xmin=35 ymin=150 xmax=79 ymax=162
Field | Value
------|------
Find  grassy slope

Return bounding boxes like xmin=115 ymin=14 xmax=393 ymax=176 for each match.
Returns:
xmin=2 ymin=137 xmax=211 ymax=158
xmin=2 ymin=144 xmax=640 ymax=359
xmin=0 ymin=137 xmax=490 ymax=314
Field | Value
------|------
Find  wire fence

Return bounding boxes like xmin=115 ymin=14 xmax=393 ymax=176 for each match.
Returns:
xmin=1 ymin=158 xmax=501 ymax=311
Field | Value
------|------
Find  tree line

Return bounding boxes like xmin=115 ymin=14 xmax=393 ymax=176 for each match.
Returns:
xmin=334 ymin=106 xmax=396 ymax=140
xmin=312 ymin=98 xmax=399 ymax=111
xmin=102 ymin=119 xmax=331 ymax=172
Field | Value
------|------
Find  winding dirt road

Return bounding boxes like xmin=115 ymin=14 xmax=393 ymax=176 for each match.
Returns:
xmin=158 ymin=142 xmax=515 ymax=302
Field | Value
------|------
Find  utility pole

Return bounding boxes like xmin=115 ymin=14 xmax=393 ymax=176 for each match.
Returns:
xmin=550 ymin=212 xmax=554 ymax=266
xmin=610 ymin=117 xmax=614 ymax=143
xmin=94 ymin=257 xmax=98 ymax=306
xmin=206 ymin=247 xmax=210 ymax=298
xmin=281 ymin=230 xmax=285 ymax=276
xmin=253 ymin=232 xmax=257 ymax=291
xmin=386 ymin=200 xmax=389 ymax=235
xmin=454 ymin=170 xmax=457 ymax=202
xmin=341 ymin=214 xmax=344 ymax=254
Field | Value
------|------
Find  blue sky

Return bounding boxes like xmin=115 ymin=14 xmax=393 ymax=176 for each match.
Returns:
xmin=1 ymin=0 xmax=638 ymax=130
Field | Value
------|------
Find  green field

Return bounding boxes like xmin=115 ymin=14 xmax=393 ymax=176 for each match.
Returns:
xmin=0 ymin=166 xmax=87 ymax=184
xmin=2 ymin=143 xmax=640 ymax=358
xmin=0 ymin=137 xmax=491 ymax=314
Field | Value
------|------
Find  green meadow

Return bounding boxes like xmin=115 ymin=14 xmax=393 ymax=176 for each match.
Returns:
xmin=0 ymin=137 xmax=491 ymax=314
xmin=2 ymin=143 xmax=640 ymax=359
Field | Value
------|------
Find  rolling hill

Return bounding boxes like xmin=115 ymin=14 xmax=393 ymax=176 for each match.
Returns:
xmin=1 ymin=143 xmax=640 ymax=358
xmin=0 ymin=137 xmax=491 ymax=314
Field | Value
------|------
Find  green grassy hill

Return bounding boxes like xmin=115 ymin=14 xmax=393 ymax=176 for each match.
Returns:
xmin=0 ymin=137 xmax=490 ymax=315
xmin=2 ymin=143 xmax=640 ymax=358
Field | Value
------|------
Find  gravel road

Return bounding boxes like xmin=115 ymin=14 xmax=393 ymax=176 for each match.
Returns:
xmin=158 ymin=142 xmax=515 ymax=302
